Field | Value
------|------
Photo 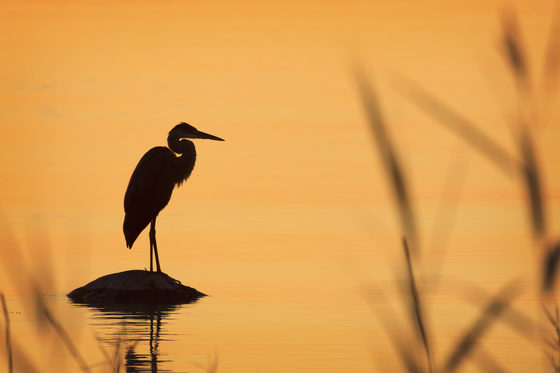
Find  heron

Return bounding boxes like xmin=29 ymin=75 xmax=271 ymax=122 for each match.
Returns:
xmin=123 ymin=122 xmax=224 ymax=273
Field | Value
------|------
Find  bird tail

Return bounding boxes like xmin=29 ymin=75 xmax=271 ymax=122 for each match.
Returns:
xmin=123 ymin=215 xmax=142 ymax=249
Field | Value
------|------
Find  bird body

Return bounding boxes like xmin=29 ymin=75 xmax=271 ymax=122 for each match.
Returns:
xmin=123 ymin=122 xmax=224 ymax=272
xmin=123 ymin=146 xmax=189 ymax=249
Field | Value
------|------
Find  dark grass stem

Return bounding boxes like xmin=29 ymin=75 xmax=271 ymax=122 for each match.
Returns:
xmin=543 ymin=306 xmax=560 ymax=372
xmin=544 ymin=241 xmax=560 ymax=292
xmin=500 ymin=8 xmax=532 ymax=92
xmin=443 ymin=281 xmax=522 ymax=373
xmin=471 ymin=347 xmax=509 ymax=373
xmin=92 ymin=329 xmax=126 ymax=372
xmin=92 ymin=333 xmax=114 ymax=370
xmin=1 ymin=293 xmax=13 ymax=373
xmin=403 ymin=238 xmax=433 ymax=373
xmin=41 ymin=300 xmax=92 ymax=372
xmin=499 ymin=7 xmax=557 ymax=292
xmin=188 ymin=352 xmax=220 ymax=373
xmin=353 ymin=64 xmax=418 ymax=255
xmin=500 ymin=7 xmax=548 ymax=242
xmin=361 ymin=284 xmax=424 ymax=373
xmin=519 ymin=125 xmax=547 ymax=240
xmin=460 ymin=282 xmax=535 ymax=342
xmin=207 ymin=352 xmax=220 ymax=373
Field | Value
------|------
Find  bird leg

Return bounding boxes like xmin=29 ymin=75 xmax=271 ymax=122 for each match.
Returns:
xmin=149 ymin=221 xmax=153 ymax=272
xmin=149 ymin=218 xmax=162 ymax=273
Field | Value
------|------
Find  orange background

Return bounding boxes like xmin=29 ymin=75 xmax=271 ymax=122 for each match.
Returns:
xmin=1 ymin=1 xmax=560 ymax=371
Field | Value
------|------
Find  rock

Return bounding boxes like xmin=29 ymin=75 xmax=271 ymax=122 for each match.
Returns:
xmin=67 ymin=270 xmax=206 ymax=306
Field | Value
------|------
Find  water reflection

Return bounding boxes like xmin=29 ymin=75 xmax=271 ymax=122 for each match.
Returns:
xmin=76 ymin=302 xmax=198 ymax=372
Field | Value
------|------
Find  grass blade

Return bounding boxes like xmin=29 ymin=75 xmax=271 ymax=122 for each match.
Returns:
xmin=37 ymin=293 xmax=92 ymax=373
xmin=471 ymin=347 xmax=509 ymax=373
xmin=500 ymin=7 xmax=532 ymax=90
xmin=1 ymin=293 xmax=13 ymax=373
xmin=544 ymin=241 xmax=560 ymax=292
xmin=403 ymin=237 xmax=433 ymax=372
xmin=543 ymin=306 xmax=560 ymax=372
xmin=361 ymin=284 xmax=424 ymax=373
xmin=461 ymin=281 xmax=535 ymax=342
xmin=443 ymin=280 xmax=522 ymax=373
xmin=518 ymin=125 xmax=547 ymax=239
xmin=207 ymin=352 xmax=220 ymax=373
xmin=353 ymin=64 xmax=418 ymax=253
xmin=394 ymin=75 xmax=519 ymax=180
xmin=394 ymin=340 xmax=426 ymax=373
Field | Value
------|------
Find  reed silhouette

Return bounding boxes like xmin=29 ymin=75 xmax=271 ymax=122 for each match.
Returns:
xmin=0 ymin=213 xmax=114 ymax=372
xmin=353 ymin=5 xmax=560 ymax=372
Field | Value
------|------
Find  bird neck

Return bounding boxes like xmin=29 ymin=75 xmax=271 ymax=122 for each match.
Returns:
xmin=168 ymin=132 xmax=190 ymax=154
xmin=167 ymin=134 xmax=197 ymax=187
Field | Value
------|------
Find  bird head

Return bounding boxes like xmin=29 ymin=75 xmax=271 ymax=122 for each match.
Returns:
xmin=170 ymin=122 xmax=224 ymax=141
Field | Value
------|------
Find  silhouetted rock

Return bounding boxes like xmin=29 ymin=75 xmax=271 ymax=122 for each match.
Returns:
xmin=67 ymin=270 xmax=206 ymax=306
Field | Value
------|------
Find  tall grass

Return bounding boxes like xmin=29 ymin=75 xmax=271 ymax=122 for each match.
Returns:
xmin=354 ymin=6 xmax=560 ymax=372
xmin=0 ymin=213 xmax=124 ymax=372
xmin=1 ymin=293 xmax=13 ymax=373
xmin=0 ymin=212 xmax=212 ymax=372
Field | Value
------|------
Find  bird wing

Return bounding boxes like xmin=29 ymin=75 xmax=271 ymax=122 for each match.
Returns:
xmin=123 ymin=147 xmax=177 ymax=248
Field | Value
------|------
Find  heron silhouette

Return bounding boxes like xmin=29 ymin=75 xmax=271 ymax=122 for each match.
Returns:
xmin=123 ymin=122 xmax=224 ymax=273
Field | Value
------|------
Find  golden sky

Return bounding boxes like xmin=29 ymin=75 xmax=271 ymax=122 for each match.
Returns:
xmin=0 ymin=0 xmax=558 ymax=272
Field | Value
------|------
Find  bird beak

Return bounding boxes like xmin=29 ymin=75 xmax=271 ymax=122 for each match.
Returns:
xmin=189 ymin=130 xmax=225 ymax=141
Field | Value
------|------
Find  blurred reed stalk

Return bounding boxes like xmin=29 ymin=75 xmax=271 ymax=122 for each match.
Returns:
xmin=354 ymin=65 xmax=526 ymax=372
xmin=544 ymin=306 xmax=560 ymax=372
xmin=0 ymin=212 xmax=125 ymax=372
xmin=1 ymin=293 xmax=13 ymax=373
xmin=353 ymin=65 xmax=418 ymax=257
xmin=92 ymin=326 xmax=126 ymax=372
xmin=392 ymin=7 xmax=560 ymax=295
xmin=395 ymin=15 xmax=560 ymax=370
xmin=39 ymin=296 xmax=92 ymax=372
xmin=189 ymin=352 xmax=220 ymax=373
xmin=353 ymin=5 xmax=560 ymax=371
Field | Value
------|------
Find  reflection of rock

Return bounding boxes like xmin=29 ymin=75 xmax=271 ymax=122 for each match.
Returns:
xmin=79 ymin=300 xmax=185 ymax=314
xmin=67 ymin=270 xmax=206 ymax=306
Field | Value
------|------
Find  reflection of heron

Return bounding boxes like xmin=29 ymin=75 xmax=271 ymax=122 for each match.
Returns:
xmin=88 ymin=303 xmax=184 ymax=372
xmin=123 ymin=123 xmax=224 ymax=272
